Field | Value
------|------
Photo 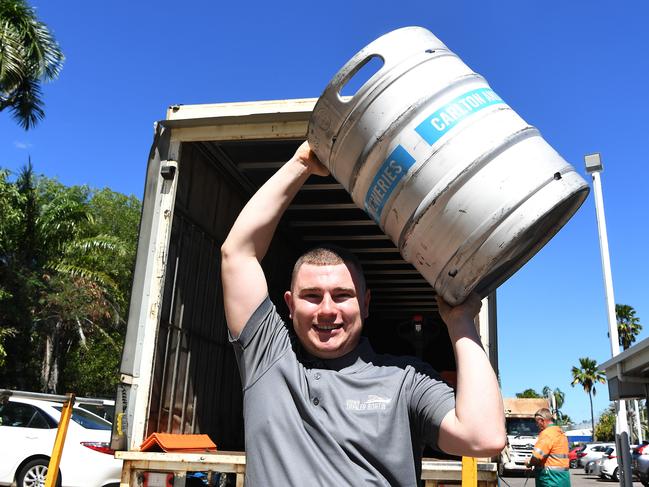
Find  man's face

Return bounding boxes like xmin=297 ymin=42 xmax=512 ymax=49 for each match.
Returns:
xmin=284 ymin=262 xmax=370 ymax=359
xmin=535 ymin=416 xmax=546 ymax=432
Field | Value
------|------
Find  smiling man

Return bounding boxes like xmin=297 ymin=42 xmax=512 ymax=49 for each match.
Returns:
xmin=221 ymin=141 xmax=505 ymax=486
xmin=284 ymin=247 xmax=370 ymax=359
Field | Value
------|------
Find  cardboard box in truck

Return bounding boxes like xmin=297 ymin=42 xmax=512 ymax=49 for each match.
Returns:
xmin=111 ymin=98 xmax=500 ymax=486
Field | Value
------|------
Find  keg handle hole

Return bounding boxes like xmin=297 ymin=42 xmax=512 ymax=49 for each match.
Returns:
xmin=338 ymin=55 xmax=385 ymax=98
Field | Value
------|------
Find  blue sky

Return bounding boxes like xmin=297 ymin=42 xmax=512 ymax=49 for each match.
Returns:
xmin=1 ymin=0 xmax=648 ymax=424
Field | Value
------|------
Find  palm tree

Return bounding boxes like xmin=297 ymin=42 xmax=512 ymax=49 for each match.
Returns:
xmin=571 ymin=357 xmax=606 ymax=440
xmin=616 ymin=304 xmax=644 ymax=442
xmin=542 ymin=385 xmax=565 ymax=418
xmin=617 ymin=304 xmax=642 ymax=350
xmin=0 ymin=0 xmax=65 ymax=129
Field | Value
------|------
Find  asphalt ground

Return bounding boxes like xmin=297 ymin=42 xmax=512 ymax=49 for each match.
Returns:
xmin=497 ymin=468 xmax=645 ymax=487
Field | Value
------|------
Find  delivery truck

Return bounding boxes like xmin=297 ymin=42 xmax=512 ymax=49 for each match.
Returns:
xmin=497 ymin=397 xmax=551 ymax=476
xmin=111 ymin=98 xmax=499 ymax=486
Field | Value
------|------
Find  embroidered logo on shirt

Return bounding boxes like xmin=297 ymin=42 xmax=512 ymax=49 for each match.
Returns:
xmin=346 ymin=395 xmax=391 ymax=411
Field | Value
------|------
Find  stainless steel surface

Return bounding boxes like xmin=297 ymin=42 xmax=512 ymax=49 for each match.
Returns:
xmin=309 ymin=26 xmax=589 ymax=304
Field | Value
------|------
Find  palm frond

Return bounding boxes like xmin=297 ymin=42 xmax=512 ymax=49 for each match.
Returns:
xmin=4 ymin=76 xmax=44 ymax=129
xmin=37 ymin=194 xmax=91 ymax=245
xmin=63 ymin=234 xmax=128 ymax=257
xmin=48 ymin=262 xmax=119 ymax=292
xmin=0 ymin=326 xmax=18 ymax=338
xmin=0 ymin=0 xmax=64 ymax=129
xmin=27 ymin=20 xmax=64 ymax=80
xmin=0 ymin=21 xmax=27 ymax=89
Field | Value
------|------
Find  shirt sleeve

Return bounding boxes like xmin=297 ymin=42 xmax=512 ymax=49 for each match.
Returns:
xmin=229 ymin=295 xmax=292 ymax=389
xmin=533 ymin=430 xmax=551 ymax=461
xmin=408 ymin=361 xmax=456 ymax=450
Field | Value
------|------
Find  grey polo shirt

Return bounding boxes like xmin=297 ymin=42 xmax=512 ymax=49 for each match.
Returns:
xmin=230 ymin=296 xmax=455 ymax=487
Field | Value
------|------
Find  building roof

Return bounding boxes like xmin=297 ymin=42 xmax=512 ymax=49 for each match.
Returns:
xmin=600 ymin=336 xmax=649 ymax=400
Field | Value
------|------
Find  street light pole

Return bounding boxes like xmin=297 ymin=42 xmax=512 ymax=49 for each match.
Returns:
xmin=584 ymin=153 xmax=630 ymax=487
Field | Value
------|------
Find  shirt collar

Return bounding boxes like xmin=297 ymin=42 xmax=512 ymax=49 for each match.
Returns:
xmin=299 ymin=337 xmax=375 ymax=373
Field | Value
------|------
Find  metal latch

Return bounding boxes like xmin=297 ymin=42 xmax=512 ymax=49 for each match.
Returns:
xmin=161 ymin=161 xmax=177 ymax=180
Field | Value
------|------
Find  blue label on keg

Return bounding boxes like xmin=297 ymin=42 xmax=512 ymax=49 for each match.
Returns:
xmin=415 ymin=88 xmax=505 ymax=145
xmin=364 ymin=144 xmax=416 ymax=222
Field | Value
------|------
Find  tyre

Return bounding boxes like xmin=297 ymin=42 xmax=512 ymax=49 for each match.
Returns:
xmin=612 ymin=468 xmax=619 ymax=482
xmin=497 ymin=462 xmax=504 ymax=477
xmin=17 ymin=459 xmax=61 ymax=487
xmin=569 ymin=459 xmax=577 ymax=469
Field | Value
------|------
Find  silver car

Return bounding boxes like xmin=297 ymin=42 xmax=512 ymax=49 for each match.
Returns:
xmin=632 ymin=443 xmax=649 ymax=486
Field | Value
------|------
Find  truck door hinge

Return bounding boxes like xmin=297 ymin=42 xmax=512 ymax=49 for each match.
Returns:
xmin=161 ymin=161 xmax=177 ymax=180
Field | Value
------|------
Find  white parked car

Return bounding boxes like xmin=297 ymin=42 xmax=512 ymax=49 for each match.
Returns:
xmin=598 ymin=444 xmax=637 ymax=482
xmin=597 ymin=446 xmax=620 ymax=481
xmin=580 ymin=442 xmax=615 ymax=469
xmin=0 ymin=396 xmax=121 ymax=487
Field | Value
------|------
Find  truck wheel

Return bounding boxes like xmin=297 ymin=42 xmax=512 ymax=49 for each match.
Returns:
xmin=17 ymin=459 xmax=61 ymax=487
xmin=569 ymin=459 xmax=577 ymax=469
xmin=497 ymin=462 xmax=505 ymax=477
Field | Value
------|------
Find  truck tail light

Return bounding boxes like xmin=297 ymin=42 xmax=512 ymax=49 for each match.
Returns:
xmin=80 ymin=441 xmax=114 ymax=455
xmin=143 ymin=472 xmax=174 ymax=487
xmin=577 ymin=452 xmax=587 ymax=457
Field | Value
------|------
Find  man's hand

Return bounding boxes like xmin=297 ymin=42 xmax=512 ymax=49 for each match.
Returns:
xmin=436 ymin=292 xmax=482 ymax=329
xmin=292 ymin=141 xmax=329 ymax=177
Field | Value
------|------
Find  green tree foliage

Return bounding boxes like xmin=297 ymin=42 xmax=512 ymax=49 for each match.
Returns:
xmin=557 ymin=412 xmax=572 ymax=425
xmin=86 ymin=188 xmax=141 ymax=313
xmin=617 ymin=304 xmax=642 ymax=350
xmin=542 ymin=386 xmax=570 ymax=425
xmin=0 ymin=165 xmax=141 ymax=394
xmin=594 ymin=404 xmax=616 ymax=442
xmin=0 ymin=0 xmax=65 ymax=129
xmin=60 ymin=330 xmax=122 ymax=397
xmin=0 ymin=170 xmax=21 ymax=364
xmin=516 ymin=388 xmax=542 ymax=398
xmin=571 ymin=357 xmax=606 ymax=441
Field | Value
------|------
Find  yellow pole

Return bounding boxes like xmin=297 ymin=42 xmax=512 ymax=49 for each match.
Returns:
xmin=45 ymin=393 xmax=75 ymax=487
xmin=462 ymin=456 xmax=478 ymax=487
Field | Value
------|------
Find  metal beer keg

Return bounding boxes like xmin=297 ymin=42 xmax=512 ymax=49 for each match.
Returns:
xmin=308 ymin=26 xmax=589 ymax=305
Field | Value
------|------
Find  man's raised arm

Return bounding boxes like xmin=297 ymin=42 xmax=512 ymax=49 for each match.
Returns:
xmin=220 ymin=142 xmax=328 ymax=338
xmin=436 ymin=293 xmax=506 ymax=457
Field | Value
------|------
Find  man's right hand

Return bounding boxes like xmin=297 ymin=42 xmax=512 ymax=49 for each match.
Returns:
xmin=436 ymin=292 xmax=482 ymax=331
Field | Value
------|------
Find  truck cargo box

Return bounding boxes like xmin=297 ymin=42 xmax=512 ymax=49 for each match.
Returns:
xmin=111 ymin=98 xmax=499 ymax=453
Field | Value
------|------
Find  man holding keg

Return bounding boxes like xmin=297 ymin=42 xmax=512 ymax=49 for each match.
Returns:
xmin=526 ymin=408 xmax=571 ymax=487
xmin=221 ymin=141 xmax=505 ymax=486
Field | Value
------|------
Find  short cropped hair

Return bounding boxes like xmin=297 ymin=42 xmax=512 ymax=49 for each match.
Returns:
xmin=290 ymin=244 xmax=366 ymax=291
xmin=534 ymin=408 xmax=553 ymax=421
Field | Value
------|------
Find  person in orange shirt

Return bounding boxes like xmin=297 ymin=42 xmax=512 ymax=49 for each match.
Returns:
xmin=527 ymin=408 xmax=571 ymax=487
